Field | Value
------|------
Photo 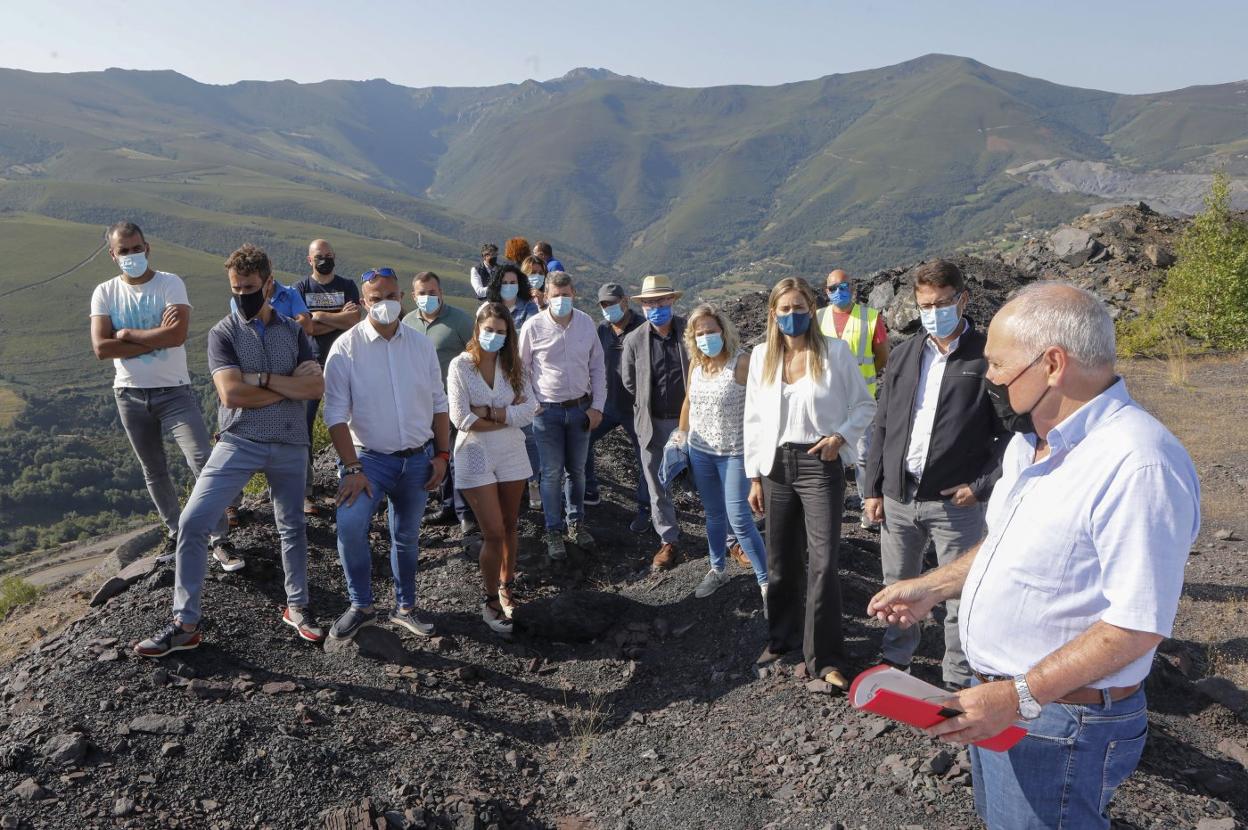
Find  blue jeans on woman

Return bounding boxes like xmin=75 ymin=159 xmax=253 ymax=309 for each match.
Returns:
xmin=970 ymin=683 xmax=1148 ymax=829
xmin=335 ymin=447 xmax=432 ymax=610
xmin=687 ymin=446 xmax=767 ymax=585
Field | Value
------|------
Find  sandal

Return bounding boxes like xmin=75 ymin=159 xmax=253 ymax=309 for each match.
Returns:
xmin=498 ymin=580 xmax=518 ymax=619
xmin=481 ymin=595 xmax=513 ymax=637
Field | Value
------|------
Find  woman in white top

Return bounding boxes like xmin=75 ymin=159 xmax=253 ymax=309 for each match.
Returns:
xmin=743 ymin=278 xmax=875 ymax=690
xmin=674 ymin=304 xmax=768 ymax=601
xmin=447 ymin=303 xmax=538 ymax=636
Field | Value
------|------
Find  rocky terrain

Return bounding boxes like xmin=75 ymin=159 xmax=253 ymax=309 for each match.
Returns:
xmin=2 ymin=209 xmax=1247 ymax=829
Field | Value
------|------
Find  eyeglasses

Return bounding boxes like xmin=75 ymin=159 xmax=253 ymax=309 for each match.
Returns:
xmin=916 ymin=294 xmax=961 ymax=312
xmin=361 ymin=267 xmax=397 ymax=282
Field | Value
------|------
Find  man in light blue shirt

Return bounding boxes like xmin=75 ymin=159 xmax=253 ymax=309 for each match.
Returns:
xmin=868 ymin=283 xmax=1199 ymax=830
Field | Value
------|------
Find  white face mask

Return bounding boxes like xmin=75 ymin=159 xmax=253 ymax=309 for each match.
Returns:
xmin=118 ymin=252 xmax=148 ymax=278
xmin=368 ymin=299 xmax=401 ymax=325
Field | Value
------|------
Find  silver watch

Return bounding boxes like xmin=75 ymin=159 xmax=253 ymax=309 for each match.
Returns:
xmin=1013 ymin=674 xmax=1042 ymax=720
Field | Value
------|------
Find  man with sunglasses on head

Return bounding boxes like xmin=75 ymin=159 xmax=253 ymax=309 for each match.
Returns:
xmin=402 ymin=271 xmax=477 ymax=530
xmin=295 ymin=238 xmax=360 ymax=515
xmin=323 ymin=267 xmax=451 ymax=641
xmin=862 ymin=260 xmax=1009 ymax=690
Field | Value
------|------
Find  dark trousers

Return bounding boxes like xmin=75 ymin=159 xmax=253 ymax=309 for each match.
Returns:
xmin=585 ymin=409 xmax=649 ymax=514
xmin=763 ymin=444 xmax=848 ymax=675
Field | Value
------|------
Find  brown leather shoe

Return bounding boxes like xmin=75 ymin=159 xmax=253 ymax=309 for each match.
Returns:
xmin=651 ymin=543 xmax=677 ymax=571
xmin=728 ymin=543 xmax=750 ymax=569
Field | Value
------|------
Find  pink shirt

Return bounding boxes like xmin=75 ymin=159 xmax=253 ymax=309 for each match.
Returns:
xmin=518 ymin=307 xmax=606 ymax=410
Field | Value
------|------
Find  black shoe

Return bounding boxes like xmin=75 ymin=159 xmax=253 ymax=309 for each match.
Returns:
xmin=329 ymin=607 xmax=377 ymax=641
xmin=422 ymin=505 xmax=456 ymax=526
xmin=583 ymin=490 xmax=601 ymax=506
xmin=157 ymin=534 xmax=177 ymax=563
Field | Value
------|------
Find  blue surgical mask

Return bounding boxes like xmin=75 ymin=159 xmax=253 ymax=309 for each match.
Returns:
xmin=828 ymin=284 xmax=852 ymax=307
xmin=695 ymin=333 xmax=724 ymax=357
xmin=478 ymin=330 xmax=506 ymax=353
xmin=528 ymin=275 xmax=545 ymax=291
xmin=645 ymin=305 xmax=672 ymax=326
xmin=415 ymin=294 xmax=441 ymax=314
xmin=549 ymin=296 xmax=573 ymax=317
xmin=118 ymin=253 xmax=147 ymax=278
xmin=602 ymin=303 xmax=624 ymax=324
xmin=920 ymin=303 xmax=961 ymax=339
xmin=500 ymin=283 xmax=519 ymax=301
xmin=776 ymin=311 xmax=811 ymax=337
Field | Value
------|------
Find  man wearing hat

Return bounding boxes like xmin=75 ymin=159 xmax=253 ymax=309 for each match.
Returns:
xmin=621 ymin=275 xmax=689 ymax=570
xmin=585 ymin=283 xmax=649 ymax=530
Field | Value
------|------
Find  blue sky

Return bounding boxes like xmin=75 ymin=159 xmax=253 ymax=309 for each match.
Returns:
xmin=4 ymin=0 xmax=1246 ymax=93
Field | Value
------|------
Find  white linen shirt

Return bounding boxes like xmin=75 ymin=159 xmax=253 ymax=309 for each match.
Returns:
xmin=904 ymin=332 xmax=960 ymax=480
xmin=322 ymin=320 xmax=448 ymax=453
xmin=959 ymin=379 xmax=1200 ymax=688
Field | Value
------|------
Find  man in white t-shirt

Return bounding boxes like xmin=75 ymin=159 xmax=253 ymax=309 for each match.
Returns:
xmin=89 ymin=221 xmax=237 ymax=568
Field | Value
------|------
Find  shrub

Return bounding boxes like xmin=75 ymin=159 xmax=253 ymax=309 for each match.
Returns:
xmin=0 ymin=575 xmax=41 ymax=620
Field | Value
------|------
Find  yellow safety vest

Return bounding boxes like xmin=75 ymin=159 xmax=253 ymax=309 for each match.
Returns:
xmin=818 ymin=303 xmax=879 ymax=395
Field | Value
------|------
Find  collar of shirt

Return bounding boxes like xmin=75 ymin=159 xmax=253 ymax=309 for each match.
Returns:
xmin=1037 ymin=377 xmax=1130 ymax=455
xmin=360 ymin=319 xmax=404 ymax=343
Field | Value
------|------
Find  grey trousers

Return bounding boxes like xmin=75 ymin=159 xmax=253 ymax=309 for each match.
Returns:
xmin=114 ymin=386 xmax=228 ymax=545
xmin=638 ymin=416 xmax=680 ymax=544
xmin=880 ymin=488 xmax=985 ymax=685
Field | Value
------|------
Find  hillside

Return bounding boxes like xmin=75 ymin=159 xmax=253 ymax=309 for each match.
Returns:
xmin=0 ymin=296 xmax=1245 ymax=830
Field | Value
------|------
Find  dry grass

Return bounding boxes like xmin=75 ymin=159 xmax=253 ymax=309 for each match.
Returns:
xmin=565 ymin=691 xmax=613 ymax=763
xmin=0 ymin=386 xmax=24 ymax=428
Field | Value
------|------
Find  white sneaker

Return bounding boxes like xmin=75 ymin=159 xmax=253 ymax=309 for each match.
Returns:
xmin=528 ymin=481 xmax=542 ymax=509
xmin=482 ymin=601 xmax=513 ymax=637
xmin=211 ymin=544 xmax=245 ymax=573
xmin=694 ymin=568 xmax=730 ymax=598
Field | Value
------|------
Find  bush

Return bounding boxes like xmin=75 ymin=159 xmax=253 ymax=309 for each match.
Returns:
xmin=0 ymin=575 xmax=41 ymax=621
xmin=1120 ymin=172 xmax=1248 ymax=354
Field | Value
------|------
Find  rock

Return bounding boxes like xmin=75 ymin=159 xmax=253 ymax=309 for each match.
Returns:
xmin=1217 ymin=738 xmax=1248 ymax=770
xmin=1195 ymin=677 xmax=1248 ymax=721
xmin=261 ymin=681 xmax=298 ymax=695
xmin=805 ymin=679 xmax=832 ymax=694
xmin=921 ymin=750 xmax=954 ymax=776
xmin=867 ymin=281 xmax=895 ymax=311
xmin=188 ymin=679 xmax=231 ymax=700
xmin=113 ymin=797 xmax=136 ymax=817
xmin=1196 ymin=819 xmax=1237 ymax=830
xmin=1050 ymin=226 xmax=1104 ymax=266
xmin=793 ymin=663 xmax=809 ymax=680
xmin=39 ymin=732 xmax=88 ymax=766
xmin=11 ymin=778 xmax=48 ymax=801
xmin=1143 ymin=243 xmax=1175 ymax=268
xmin=160 ymin=741 xmax=183 ymax=758
xmin=128 ymin=714 xmax=189 ymax=735
xmin=1213 ymin=528 xmax=1241 ymax=542
xmin=89 ymin=577 xmax=130 ymax=607
xmin=324 ymin=626 xmax=411 ymax=664
xmin=863 ymin=720 xmax=893 ymax=741
xmin=1 ymin=814 xmax=19 ymax=829
xmin=514 ymin=590 xmax=633 ymax=642
xmin=639 ymin=749 xmax=659 ymax=761
xmin=90 ymin=555 xmax=161 ymax=606
xmin=295 ymin=703 xmax=328 ymax=726
xmin=97 ymin=648 xmax=120 ymax=662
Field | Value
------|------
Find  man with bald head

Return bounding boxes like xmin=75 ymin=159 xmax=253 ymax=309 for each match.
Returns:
xmin=868 ymin=282 xmax=1199 ymax=829
xmin=295 ymin=238 xmax=361 ymax=513
xmin=818 ymin=268 xmax=889 ymax=529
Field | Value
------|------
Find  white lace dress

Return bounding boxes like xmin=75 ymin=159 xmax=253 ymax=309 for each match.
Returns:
xmin=447 ymin=354 xmax=537 ymax=488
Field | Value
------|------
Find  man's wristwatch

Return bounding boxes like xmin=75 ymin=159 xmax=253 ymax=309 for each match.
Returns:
xmin=1013 ymin=674 xmax=1042 ymax=720
xmin=342 ymin=462 xmax=363 ymax=477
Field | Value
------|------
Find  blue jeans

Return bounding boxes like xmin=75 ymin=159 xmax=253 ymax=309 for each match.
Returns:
xmin=688 ymin=446 xmax=767 ymax=584
xmin=335 ymin=448 xmax=432 ymax=609
xmin=970 ymin=684 xmax=1148 ymax=829
xmin=173 ymin=434 xmax=309 ymax=625
xmin=114 ymin=385 xmax=228 ymax=544
xmin=532 ymin=400 xmax=591 ymax=531
xmin=585 ymin=409 xmax=649 ymax=513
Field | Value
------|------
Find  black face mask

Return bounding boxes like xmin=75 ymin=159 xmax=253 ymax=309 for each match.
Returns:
xmin=983 ymin=353 xmax=1048 ymax=434
xmin=233 ymin=280 xmax=268 ymax=321
xmin=314 ymin=256 xmax=335 ymax=276
xmin=484 ymin=256 xmax=497 ymax=267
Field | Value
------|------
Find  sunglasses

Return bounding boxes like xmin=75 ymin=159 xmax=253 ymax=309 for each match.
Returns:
xmin=361 ymin=267 xmax=397 ymax=282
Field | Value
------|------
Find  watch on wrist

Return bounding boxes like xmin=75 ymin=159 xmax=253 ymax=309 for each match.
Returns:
xmin=342 ymin=463 xmax=363 ymax=477
xmin=1013 ymin=674 xmax=1042 ymax=720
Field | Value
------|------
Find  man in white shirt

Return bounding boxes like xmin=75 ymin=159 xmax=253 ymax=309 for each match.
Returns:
xmin=868 ymin=283 xmax=1200 ymax=830
xmin=517 ymin=272 xmax=606 ymax=561
xmin=322 ymin=267 xmax=451 ymax=641
xmin=89 ymin=221 xmax=234 ymax=566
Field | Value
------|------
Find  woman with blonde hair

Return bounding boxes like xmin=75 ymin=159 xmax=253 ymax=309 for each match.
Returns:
xmin=675 ymin=304 xmax=768 ymax=601
xmin=521 ymin=255 xmax=548 ymax=310
xmin=446 ymin=302 xmax=538 ymax=635
xmin=743 ymin=278 xmax=875 ymax=689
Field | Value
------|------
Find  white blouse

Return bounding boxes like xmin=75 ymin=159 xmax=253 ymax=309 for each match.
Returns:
xmin=778 ymin=376 xmax=822 ymax=445
xmin=446 ymin=353 xmax=537 ymax=434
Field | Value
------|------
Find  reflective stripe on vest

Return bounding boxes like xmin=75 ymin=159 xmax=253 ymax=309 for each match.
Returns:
xmin=820 ymin=303 xmax=878 ymax=394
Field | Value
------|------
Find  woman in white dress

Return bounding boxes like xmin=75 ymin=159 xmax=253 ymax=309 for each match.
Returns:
xmin=447 ymin=303 xmax=538 ymax=635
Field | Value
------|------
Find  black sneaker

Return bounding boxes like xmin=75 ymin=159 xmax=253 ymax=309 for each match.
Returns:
xmin=328 ymin=607 xmax=377 ymax=641
xmin=583 ymin=490 xmax=602 ymax=506
xmin=135 ymin=621 xmax=201 ymax=658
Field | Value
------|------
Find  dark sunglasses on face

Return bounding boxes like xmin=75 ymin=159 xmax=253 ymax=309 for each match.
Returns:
xmin=361 ymin=267 xmax=397 ymax=282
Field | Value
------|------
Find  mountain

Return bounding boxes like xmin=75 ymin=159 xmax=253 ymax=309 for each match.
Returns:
xmin=1 ymin=54 xmax=1247 ymax=390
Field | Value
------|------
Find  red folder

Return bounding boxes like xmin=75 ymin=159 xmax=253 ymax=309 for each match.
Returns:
xmin=849 ymin=665 xmax=1027 ymax=752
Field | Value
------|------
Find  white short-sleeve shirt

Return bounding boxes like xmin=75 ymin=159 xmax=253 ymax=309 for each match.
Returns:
xmin=89 ymin=271 xmax=191 ymax=389
xmin=959 ymin=379 xmax=1200 ymax=688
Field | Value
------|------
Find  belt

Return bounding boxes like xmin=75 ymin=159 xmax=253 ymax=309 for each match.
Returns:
xmin=544 ymin=395 xmax=591 ymax=408
xmin=365 ymin=441 xmax=431 ymax=458
xmin=973 ymin=672 xmax=1141 ymax=706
